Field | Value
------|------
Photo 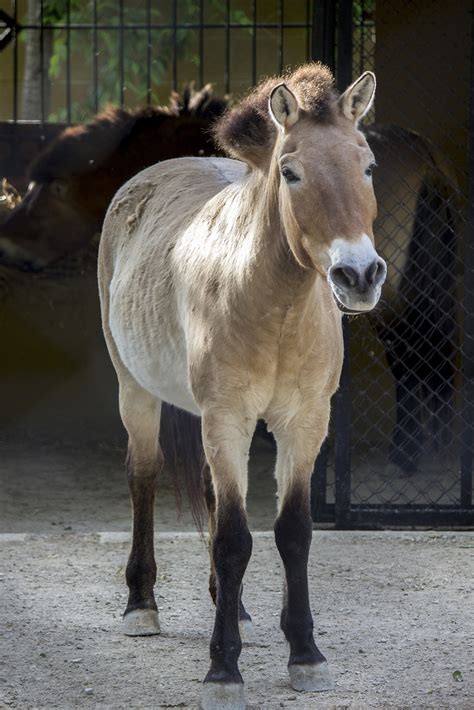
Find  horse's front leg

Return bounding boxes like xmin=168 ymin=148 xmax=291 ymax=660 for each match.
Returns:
xmin=200 ymin=410 xmax=255 ymax=710
xmin=273 ymin=421 xmax=334 ymax=693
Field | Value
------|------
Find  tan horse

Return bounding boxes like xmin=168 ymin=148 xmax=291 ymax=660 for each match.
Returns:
xmin=98 ymin=63 xmax=386 ymax=709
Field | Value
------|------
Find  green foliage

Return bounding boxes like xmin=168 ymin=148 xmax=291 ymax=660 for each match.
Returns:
xmin=44 ymin=0 xmax=251 ymax=122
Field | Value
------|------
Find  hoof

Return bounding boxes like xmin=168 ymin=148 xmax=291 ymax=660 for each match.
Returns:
xmin=123 ymin=608 xmax=160 ymax=636
xmin=289 ymin=661 xmax=334 ymax=692
xmin=238 ymin=618 xmax=255 ymax=643
xmin=201 ymin=681 xmax=246 ymax=710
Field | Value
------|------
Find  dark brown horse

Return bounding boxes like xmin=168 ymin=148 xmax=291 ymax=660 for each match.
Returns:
xmin=0 ymin=86 xmax=226 ymax=270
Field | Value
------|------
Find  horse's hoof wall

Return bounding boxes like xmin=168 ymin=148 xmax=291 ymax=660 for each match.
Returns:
xmin=289 ymin=661 xmax=334 ymax=692
xmin=239 ymin=618 xmax=255 ymax=643
xmin=123 ymin=608 xmax=160 ymax=636
xmin=201 ymin=681 xmax=246 ymax=710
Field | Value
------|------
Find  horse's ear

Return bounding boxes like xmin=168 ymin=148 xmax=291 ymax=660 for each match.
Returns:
xmin=269 ymin=84 xmax=299 ymax=131
xmin=339 ymin=71 xmax=376 ymax=123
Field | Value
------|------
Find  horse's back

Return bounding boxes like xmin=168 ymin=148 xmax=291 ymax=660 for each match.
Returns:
xmin=98 ymin=156 xmax=246 ymax=412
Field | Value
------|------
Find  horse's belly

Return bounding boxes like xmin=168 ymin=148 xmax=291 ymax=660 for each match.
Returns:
xmin=108 ymin=291 xmax=200 ymax=416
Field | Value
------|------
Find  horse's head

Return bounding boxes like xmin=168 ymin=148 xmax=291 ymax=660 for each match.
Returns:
xmin=268 ymin=71 xmax=386 ymax=313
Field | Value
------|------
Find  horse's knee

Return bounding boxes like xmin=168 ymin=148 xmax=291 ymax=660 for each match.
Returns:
xmin=274 ymin=488 xmax=312 ymax=563
xmin=213 ymin=503 xmax=252 ymax=582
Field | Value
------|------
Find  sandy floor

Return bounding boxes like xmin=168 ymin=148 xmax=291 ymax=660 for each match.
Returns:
xmin=1 ymin=439 xmax=473 ymax=708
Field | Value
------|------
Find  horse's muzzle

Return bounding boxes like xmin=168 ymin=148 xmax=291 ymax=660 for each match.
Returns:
xmin=328 ymin=256 xmax=387 ymax=313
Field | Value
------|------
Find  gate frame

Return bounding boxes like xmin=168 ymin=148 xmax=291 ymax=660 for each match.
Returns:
xmin=310 ymin=0 xmax=474 ymax=529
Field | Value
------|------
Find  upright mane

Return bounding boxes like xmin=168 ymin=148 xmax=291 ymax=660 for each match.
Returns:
xmin=213 ymin=63 xmax=339 ymax=168
xmin=30 ymin=85 xmax=227 ymax=182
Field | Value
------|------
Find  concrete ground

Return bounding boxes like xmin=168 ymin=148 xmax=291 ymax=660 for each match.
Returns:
xmin=1 ymin=440 xmax=473 ymax=709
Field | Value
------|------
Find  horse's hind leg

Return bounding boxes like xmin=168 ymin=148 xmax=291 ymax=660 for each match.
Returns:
xmin=119 ymin=376 xmax=162 ymax=636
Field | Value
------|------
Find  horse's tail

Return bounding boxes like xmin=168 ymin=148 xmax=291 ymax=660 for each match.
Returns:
xmin=159 ymin=403 xmax=207 ymax=531
xmin=400 ymin=154 xmax=459 ymax=439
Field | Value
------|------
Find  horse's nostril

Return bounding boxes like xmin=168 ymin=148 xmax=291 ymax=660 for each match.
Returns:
xmin=330 ymin=265 xmax=358 ymax=289
xmin=365 ymin=258 xmax=386 ymax=287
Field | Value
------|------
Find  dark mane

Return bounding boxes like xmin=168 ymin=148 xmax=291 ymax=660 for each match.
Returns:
xmin=213 ymin=63 xmax=339 ymax=168
xmin=30 ymin=85 xmax=227 ymax=182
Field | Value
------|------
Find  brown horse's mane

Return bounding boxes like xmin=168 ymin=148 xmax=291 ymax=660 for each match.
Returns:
xmin=30 ymin=85 xmax=227 ymax=182
xmin=213 ymin=63 xmax=339 ymax=168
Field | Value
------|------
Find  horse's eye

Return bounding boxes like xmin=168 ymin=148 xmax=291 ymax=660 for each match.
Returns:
xmin=365 ymin=163 xmax=376 ymax=177
xmin=281 ymin=166 xmax=300 ymax=184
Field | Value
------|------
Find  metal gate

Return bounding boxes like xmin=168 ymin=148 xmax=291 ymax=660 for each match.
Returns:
xmin=0 ymin=0 xmax=473 ymax=527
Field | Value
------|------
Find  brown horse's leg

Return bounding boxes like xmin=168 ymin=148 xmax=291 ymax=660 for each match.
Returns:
xmin=273 ymin=428 xmax=334 ymax=692
xmin=204 ymin=464 xmax=252 ymax=631
xmin=201 ymin=412 xmax=254 ymax=710
xmin=119 ymin=378 xmax=162 ymax=636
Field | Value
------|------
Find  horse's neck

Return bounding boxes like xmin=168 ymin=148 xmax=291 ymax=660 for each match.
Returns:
xmin=240 ymin=169 xmax=317 ymax=312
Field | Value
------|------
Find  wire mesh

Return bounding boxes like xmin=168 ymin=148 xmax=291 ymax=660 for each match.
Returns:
xmin=313 ymin=0 xmax=473 ymax=526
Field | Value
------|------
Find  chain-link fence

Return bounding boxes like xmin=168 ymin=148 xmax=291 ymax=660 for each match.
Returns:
xmin=311 ymin=0 xmax=473 ymax=527
xmin=0 ymin=0 xmax=472 ymax=527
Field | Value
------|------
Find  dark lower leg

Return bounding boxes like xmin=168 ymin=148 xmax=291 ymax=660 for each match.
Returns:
xmin=274 ymin=486 xmax=325 ymax=668
xmin=124 ymin=448 xmax=160 ymax=616
xmin=204 ymin=469 xmax=251 ymax=624
xmin=205 ymin=501 xmax=252 ymax=685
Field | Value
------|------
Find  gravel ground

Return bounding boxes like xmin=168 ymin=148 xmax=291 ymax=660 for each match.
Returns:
xmin=1 ymin=440 xmax=473 ymax=708
xmin=1 ymin=531 xmax=473 ymax=709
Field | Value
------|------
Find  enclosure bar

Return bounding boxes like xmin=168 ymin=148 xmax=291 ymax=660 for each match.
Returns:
xmin=311 ymin=0 xmax=336 ymax=67
xmin=146 ymin=0 xmax=152 ymax=106
xmin=460 ymin=4 xmax=474 ymax=509
xmin=66 ymin=0 xmax=71 ymax=123
xmin=315 ymin=503 xmax=474 ymax=528
xmin=19 ymin=22 xmax=310 ymax=31
xmin=198 ymin=0 xmax=204 ymax=88
xmin=118 ymin=0 xmax=125 ymax=106
xmin=334 ymin=319 xmax=352 ymax=528
xmin=337 ymin=0 xmax=353 ymax=91
xmin=12 ymin=0 xmax=18 ymax=122
xmin=92 ymin=0 xmax=99 ymax=113
xmin=332 ymin=0 xmax=354 ymax=528
xmin=252 ymin=0 xmax=257 ymax=85
xmin=172 ymin=1 xmax=177 ymax=91
xmin=39 ymin=0 xmax=45 ymax=123
xmin=306 ymin=0 xmax=311 ymax=61
xmin=224 ymin=0 xmax=230 ymax=93
xmin=278 ymin=0 xmax=284 ymax=73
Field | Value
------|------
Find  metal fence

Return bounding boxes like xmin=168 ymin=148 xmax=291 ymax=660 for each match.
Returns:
xmin=0 ymin=0 xmax=472 ymax=528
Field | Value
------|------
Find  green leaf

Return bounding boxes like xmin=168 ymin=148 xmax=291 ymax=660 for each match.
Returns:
xmin=452 ymin=670 xmax=463 ymax=682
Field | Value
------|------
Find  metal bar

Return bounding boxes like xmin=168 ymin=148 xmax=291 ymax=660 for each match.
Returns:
xmin=311 ymin=0 xmax=336 ymax=68
xmin=460 ymin=2 xmax=474 ymax=509
xmin=252 ymin=0 xmax=257 ymax=85
xmin=12 ymin=0 xmax=18 ymax=122
xmin=278 ymin=0 xmax=284 ymax=73
xmin=66 ymin=0 xmax=71 ymax=123
xmin=92 ymin=0 xmax=98 ymax=112
xmin=306 ymin=0 xmax=311 ymax=61
xmin=334 ymin=318 xmax=352 ymax=528
xmin=119 ymin=0 xmax=125 ymax=106
xmin=198 ymin=0 xmax=203 ymax=88
xmin=336 ymin=0 xmax=353 ymax=91
xmin=146 ymin=0 xmax=152 ymax=105
xmin=315 ymin=504 xmax=474 ymax=529
xmin=18 ymin=22 xmax=311 ymax=31
xmin=172 ymin=1 xmax=177 ymax=91
xmin=39 ymin=0 xmax=45 ymax=123
xmin=224 ymin=0 xmax=230 ymax=93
